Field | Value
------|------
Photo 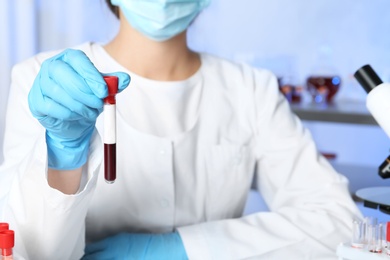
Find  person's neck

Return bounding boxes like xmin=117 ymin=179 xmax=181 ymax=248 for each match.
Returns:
xmin=104 ymin=17 xmax=200 ymax=81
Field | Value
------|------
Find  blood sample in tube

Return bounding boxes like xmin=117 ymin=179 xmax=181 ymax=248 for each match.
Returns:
xmin=103 ymin=76 xmax=118 ymax=184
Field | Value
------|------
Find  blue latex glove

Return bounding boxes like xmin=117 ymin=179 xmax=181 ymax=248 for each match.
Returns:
xmin=82 ymin=231 xmax=188 ymax=260
xmin=28 ymin=49 xmax=130 ymax=170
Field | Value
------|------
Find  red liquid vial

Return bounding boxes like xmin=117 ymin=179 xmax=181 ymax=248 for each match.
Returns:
xmin=278 ymin=77 xmax=302 ymax=104
xmin=306 ymin=76 xmax=341 ymax=103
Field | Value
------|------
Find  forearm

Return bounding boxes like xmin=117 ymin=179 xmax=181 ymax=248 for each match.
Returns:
xmin=48 ymin=167 xmax=83 ymax=195
xmin=178 ymin=201 xmax=357 ymax=260
xmin=3 ymin=149 xmax=97 ymax=260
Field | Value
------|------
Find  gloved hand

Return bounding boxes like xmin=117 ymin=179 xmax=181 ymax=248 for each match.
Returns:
xmin=28 ymin=49 xmax=130 ymax=170
xmin=82 ymin=231 xmax=188 ymax=260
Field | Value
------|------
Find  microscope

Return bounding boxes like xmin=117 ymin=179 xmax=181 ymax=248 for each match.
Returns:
xmin=355 ymin=65 xmax=390 ymax=179
xmin=335 ymin=65 xmax=390 ymax=260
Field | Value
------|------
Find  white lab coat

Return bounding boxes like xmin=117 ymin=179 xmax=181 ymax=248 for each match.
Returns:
xmin=0 ymin=42 xmax=362 ymax=260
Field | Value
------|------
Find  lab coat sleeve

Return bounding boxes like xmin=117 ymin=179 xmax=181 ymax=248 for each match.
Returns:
xmin=178 ymin=69 xmax=362 ymax=259
xmin=0 ymin=55 xmax=102 ymax=260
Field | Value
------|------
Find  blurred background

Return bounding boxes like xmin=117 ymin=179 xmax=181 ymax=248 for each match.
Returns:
xmin=1 ymin=0 xmax=390 ymax=219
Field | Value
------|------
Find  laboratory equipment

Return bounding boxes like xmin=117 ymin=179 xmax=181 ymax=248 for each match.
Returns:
xmin=351 ymin=219 xmax=365 ymax=249
xmin=306 ymin=76 xmax=341 ymax=103
xmin=336 ymin=64 xmax=390 ymax=259
xmin=337 ymin=220 xmax=388 ymax=259
xmin=366 ymin=222 xmax=383 ymax=253
xmin=278 ymin=76 xmax=302 ymax=103
xmin=387 ymin=223 xmax=390 ymax=256
xmin=355 ymin=64 xmax=390 ymax=179
xmin=306 ymin=45 xmax=341 ymax=104
xmin=0 ymin=223 xmax=14 ymax=260
xmin=103 ymin=76 xmax=118 ymax=184
xmin=0 ymin=224 xmax=8 ymax=232
xmin=354 ymin=64 xmax=390 ymax=139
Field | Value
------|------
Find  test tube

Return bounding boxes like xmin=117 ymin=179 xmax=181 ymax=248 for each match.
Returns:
xmin=103 ymin=76 xmax=118 ymax=184
xmin=0 ymin=230 xmax=14 ymax=259
xmin=367 ymin=223 xmax=383 ymax=253
xmin=364 ymin=216 xmax=377 ymax=243
xmin=351 ymin=219 xmax=365 ymax=249
xmin=387 ymin=222 xmax=390 ymax=256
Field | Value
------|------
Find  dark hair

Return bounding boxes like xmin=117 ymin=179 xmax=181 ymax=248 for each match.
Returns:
xmin=105 ymin=0 xmax=119 ymax=18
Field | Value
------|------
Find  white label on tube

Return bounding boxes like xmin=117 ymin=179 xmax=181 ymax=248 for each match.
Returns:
xmin=104 ymin=104 xmax=116 ymax=144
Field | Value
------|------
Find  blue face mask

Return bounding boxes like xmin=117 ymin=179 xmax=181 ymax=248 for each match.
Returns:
xmin=111 ymin=0 xmax=211 ymax=42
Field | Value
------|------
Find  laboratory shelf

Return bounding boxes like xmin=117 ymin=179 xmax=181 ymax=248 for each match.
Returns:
xmin=290 ymin=100 xmax=377 ymax=125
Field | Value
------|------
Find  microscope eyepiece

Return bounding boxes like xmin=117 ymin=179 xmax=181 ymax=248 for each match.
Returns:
xmin=354 ymin=64 xmax=383 ymax=93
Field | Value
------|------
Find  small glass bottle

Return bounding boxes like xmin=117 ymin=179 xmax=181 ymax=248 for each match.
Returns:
xmin=278 ymin=75 xmax=302 ymax=104
xmin=351 ymin=219 xmax=365 ymax=249
xmin=367 ymin=223 xmax=383 ymax=253
xmin=0 ymin=229 xmax=14 ymax=260
xmin=306 ymin=44 xmax=341 ymax=104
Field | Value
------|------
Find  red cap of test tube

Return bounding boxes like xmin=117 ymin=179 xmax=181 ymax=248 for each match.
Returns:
xmin=0 ymin=223 xmax=9 ymax=232
xmin=387 ymin=222 xmax=390 ymax=242
xmin=0 ymin=230 xmax=14 ymax=256
xmin=103 ymin=76 xmax=118 ymax=105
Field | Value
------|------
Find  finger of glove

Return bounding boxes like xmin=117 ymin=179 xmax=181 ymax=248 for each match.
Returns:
xmin=29 ymin=77 xmax=83 ymax=121
xmin=54 ymin=49 xmax=107 ymax=99
xmin=81 ymin=251 xmax=115 ymax=260
xmin=46 ymin=59 xmax=104 ymax=111
xmin=101 ymin=72 xmax=131 ymax=93
xmin=40 ymin=73 xmax=100 ymax=120
xmin=84 ymin=240 xmax=109 ymax=255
